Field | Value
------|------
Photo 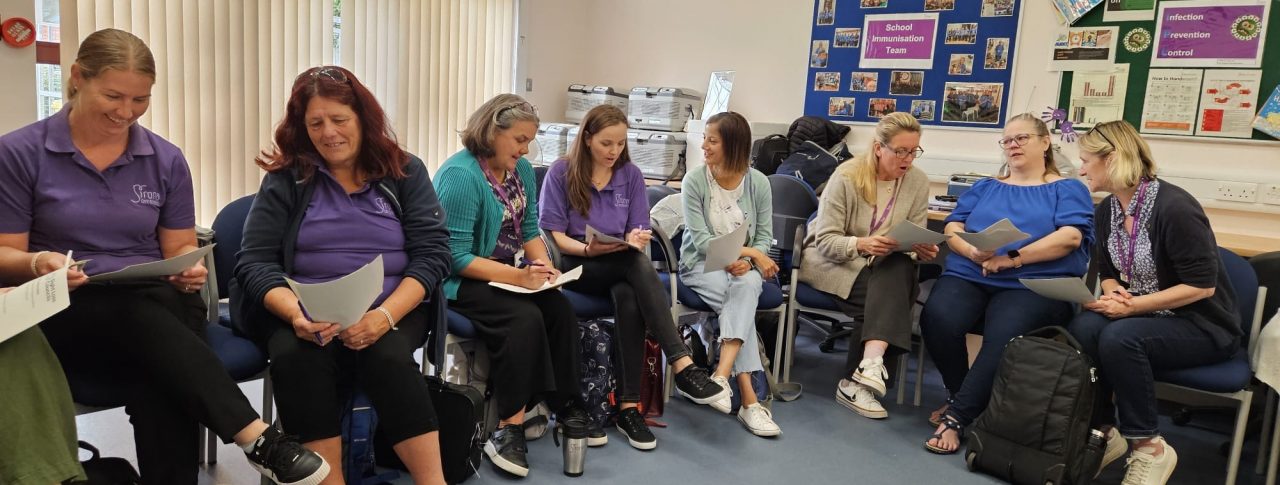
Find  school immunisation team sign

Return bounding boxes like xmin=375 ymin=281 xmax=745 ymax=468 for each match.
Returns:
xmin=861 ymin=13 xmax=940 ymax=70
xmin=1152 ymin=0 xmax=1270 ymax=68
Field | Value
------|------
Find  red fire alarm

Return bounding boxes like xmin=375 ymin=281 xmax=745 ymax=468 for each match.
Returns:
xmin=2 ymin=16 xmax=37 ymax=48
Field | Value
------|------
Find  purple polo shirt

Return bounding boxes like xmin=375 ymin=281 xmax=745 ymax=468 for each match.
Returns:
xmin=538 ymin=159 xmax=650 ymax=239
xmin=290 ymin=165 xmax=407 ymax=307
xmin=0 ymin=108 xmax=196 ymax=276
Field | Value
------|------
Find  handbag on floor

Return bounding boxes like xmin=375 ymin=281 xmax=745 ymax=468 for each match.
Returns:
xmin=965 ymin=326 xmax=1104 ymax=485
xmin=637 ymin=335 xmax=665 ymax=421
xmin=375 ymin=376 xmax=484 ymax=484
xmin=71 ymin=441 xmax=140 ymax=485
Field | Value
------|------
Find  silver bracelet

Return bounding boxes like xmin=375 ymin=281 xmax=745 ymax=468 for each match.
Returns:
xmin=375 ymin=306 xmax=398 ymax=330
xmin=30 ymin=251 xmax=49 ymax=276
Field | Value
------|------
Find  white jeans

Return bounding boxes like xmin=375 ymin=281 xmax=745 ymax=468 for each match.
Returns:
xmin=680 ymin=263 xmax=764 ymax=375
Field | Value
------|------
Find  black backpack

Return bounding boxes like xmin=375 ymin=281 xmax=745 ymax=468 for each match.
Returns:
xmin=965 ymin=326 xmax=1105 ymax=485
xmin=376 ymin=376 xmax=485 ymax=484
xmin=71 ymin=441 xmax=140 ymax=485
xmin=750 ymin=134 xmax=789 ymax=175
xmin=774 ymin=140 xmax=850 ymax=191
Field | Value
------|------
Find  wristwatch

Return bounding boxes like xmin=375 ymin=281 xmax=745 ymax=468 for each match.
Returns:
xmin=1007 ymin=249 xmax=1023 ymax=268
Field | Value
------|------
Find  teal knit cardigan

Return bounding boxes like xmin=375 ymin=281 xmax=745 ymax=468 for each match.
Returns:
xmin=433 ymin=149 xmax=540 ymax=300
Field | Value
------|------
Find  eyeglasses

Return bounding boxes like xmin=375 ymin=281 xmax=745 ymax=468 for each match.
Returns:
xmin=1087 ymin=122 xmax=1116 ymax=148
xmin=494 ymin=101 xmax=538 ymax=123
xmin=882 ymin=144 xmax=924 ymax=159
xmin=303 ymin=66 xmax=349 ymax=84
xmin=996 ymin=133 xmax=1038 ymax=148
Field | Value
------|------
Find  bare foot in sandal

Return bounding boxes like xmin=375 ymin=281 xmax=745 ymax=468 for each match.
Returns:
xmin=924 ymin=415 xmax=963 ymax=454
xmin=928 ymin=402 xmax=949 ymax=427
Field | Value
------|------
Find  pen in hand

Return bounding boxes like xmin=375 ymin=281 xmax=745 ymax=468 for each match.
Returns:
xmin=313 ymin=331 xmax=324 ymax=346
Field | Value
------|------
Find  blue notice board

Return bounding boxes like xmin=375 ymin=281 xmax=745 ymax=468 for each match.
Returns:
xmin=805 ymin=0 xmax=1023 ymax=129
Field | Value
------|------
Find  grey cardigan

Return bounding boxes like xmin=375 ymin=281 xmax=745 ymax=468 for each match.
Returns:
xmin=800 ymin=162 xmax=930 ymax=298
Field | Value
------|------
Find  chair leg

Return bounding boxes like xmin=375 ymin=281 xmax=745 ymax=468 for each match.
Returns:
xmin=895 ymin=353 xmax=908 ymax=405
xmin=1226 ymin=390 xmax=1254 ymax=485
xmin=782 ymin=309 xmax=797 ymax=383
xmin=262 ymin=375 xmax=274 ymax=425
xmin=914 ymin=341 xmax=926 ymax=407
xmin=772 ymin=309 xmax=786 ymax=381
xmin=197 ymin=425 xmax=208 ymax=465
xmin=1268 ymin=397 xmax=1280 ymax=485
xmin=1260 ymin=388 xmax=1276 ymax=476
xmin=664 ymin=363 xmax=674 ymax=403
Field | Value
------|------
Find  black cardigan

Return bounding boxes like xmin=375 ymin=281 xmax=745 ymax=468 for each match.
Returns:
xmin=1094 ymin=181 xmax=1240 ymax=349
xmin=231 ymin=155 xmax=451 ymax=341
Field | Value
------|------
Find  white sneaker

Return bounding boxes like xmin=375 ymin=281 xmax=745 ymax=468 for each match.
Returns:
xmin=737 ymin=402 xmax=781 ymax=437
xmin=851 ymin=357 xmax=888 ymax=397
xmin=1122 ymin=437 xmax=1177 ymax=485
xmin=707 ymin=375 xmax=733 ymax=414
xmin=1097 ymin=428 xmax=1127 ymax=477
xmin=835 ymin=379 xmax=888 ymax=419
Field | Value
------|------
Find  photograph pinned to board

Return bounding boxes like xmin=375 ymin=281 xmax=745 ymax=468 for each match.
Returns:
xmin=1049 ymin=0 xmax=1105 ymax=25
xmin=829 ymin=97 xmax=857 ymax=117
xmin=981 ymin=0 xmax=1015 ymax=17
xmin=834 ymin=28 xmax=862 ymax=48
xmin=1151 ymin=0 xmax=1270 ymax=69
xmin=849 ymin=71 xmax=879 ymax=92
xmin=925 ymin=0 xmax=955 ymax=12
xmin=815 ymin=72 xmax=842 ymax=91
xmin=861 ymin=0 xmax=887 ymax=8
xmin=1254 ymin=83 xmax=1280 ymax=139
xmin=1104 ymin=0 xmax=1157 ymax=23
xmin=868 ymin=98 xmax=898 ymax=118
xmin=985 ymin=38 xmax=1011 ymax=70
xmin=810 ymin=40 xmax=831 ymax=68
xmin=860 ymin=13 xmax=940 ymax=70
xmin=942 ymin=82 xmax=1004 ymax=124
xmin=702 ymin=71 xmax=735 ymax=120
xmin=1140 ymin=69 xmax=1204 ymax=136
xmin=945 ymin=23 xmax=978 ymax=45
xmin=1049 ymin=26 xmax=1118 ymax=71
xmin=1068 ymin=64 xmax=1130 ymax=129
xmin=949 ymin=53 xmax=975 ymax=75
xmin=1196 ymin=69 xmax=1263 ymax=138
xmin=817 ymin=0 xmax=837 ymax=25
xmin=911 ymin=100 xmax=937 ymax=121
xmin=889 ymin=71 xmax=925 ymax=96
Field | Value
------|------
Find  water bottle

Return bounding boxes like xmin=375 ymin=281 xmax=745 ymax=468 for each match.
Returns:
xmin=554 ymin=414 xmax=588 ymax=477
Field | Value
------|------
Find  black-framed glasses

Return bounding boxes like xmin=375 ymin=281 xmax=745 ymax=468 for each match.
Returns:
xmin=883 ymin=144 xmax=924 ymax=159
xmin=1087 ymin=121 xmax=1116 ymax=148
xmin=303 ymin=66 xmax=349 ymax=84
xmin=996 ymin=133 xmax=1037 ymax=148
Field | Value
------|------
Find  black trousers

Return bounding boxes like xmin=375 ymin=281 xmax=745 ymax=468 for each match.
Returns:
xmin=449 ymin=278 xmax=581 ymax=419
xmin=266 ymin=303 xmax=439 ymax=444
xmin=561 ymin=250 xmax=690 ymax=402
xmin=39 ymin=282 xmax=261 ymax=485
xmin=834 ymin=252 xmax=918 ymax=377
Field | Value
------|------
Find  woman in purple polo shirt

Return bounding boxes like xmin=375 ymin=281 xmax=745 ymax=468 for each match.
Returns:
xmin=234 ymin=66 xmax=450 ymax=485
xmin=0 ymin=29 xmax=327 ymax=485
xmin=538 ymin=105 xmax=728 ymax=450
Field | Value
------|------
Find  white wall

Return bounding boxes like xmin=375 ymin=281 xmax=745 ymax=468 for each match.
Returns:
xmin=521 ymin=0 xmax=1280 ymax=238
xmin=0 ymin=0 xmax=38 ymax=134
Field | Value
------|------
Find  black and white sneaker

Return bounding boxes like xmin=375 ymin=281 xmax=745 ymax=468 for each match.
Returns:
xmin=615 ymin=408 xmax=657 ymax=451
xmin=244 ymin=425 xmax=330 ymax=485
xmin=587 ymin=421 xmax=608 ymax=447
xmin=484 ymin=424 xmax=530 ymax=477
xmin=674 ymin=365 xmax=730 ymax=405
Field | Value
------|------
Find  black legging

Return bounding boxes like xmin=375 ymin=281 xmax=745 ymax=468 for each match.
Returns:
xmin=561 ymin=250 xmax=690 ymax=402
xmin=40 ymin=281 xmax=261 ymax=485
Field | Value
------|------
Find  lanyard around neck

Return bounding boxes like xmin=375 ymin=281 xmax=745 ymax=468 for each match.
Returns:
xmin=868 ymin=178 xmax=902 ymax=234
xmin=1119 ymin=178 xmax=1151 ymax=283
xmin=480 ymin=159 xmax=523 ymax=242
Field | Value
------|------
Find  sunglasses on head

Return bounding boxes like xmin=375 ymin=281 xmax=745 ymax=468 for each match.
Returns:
xmin=494 ymin=101 xmax=538 ymax=123
xmin=1087 ymin=121 xmax=1116 ymax=148
xmin=302 ymin=66 xmax=349 ymax=84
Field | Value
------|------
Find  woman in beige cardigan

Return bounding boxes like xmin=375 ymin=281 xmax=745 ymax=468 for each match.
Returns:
xmin=800 ymin=112 xmax=939 ymax=420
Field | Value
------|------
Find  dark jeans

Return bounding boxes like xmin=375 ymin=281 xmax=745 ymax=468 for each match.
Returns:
xmin=921 ymin=275 xmax=1074 ymax=425
xmin=450 ymin=278 xmax=582 ymax=419
xmin=40 ymin=282 xmax=261 ymax=485
xmin=1067 ymin=311 xmax=1236 ymax=438
xmin=835 ymin=252 xmax=918 ymax=377
xmin=266 ymin=303 xmax=438 ymax=444
xmin=562 ymin=250 xmax=690 ymax=403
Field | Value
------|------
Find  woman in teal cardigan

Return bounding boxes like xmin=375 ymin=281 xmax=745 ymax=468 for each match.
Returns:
xmin=433 ymin=94 xmax=583 ymax=479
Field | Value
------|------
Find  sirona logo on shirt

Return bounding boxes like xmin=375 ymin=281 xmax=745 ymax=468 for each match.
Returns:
xmin=374 ymin=197 xmax=392 ymax=214
xmin=614 ymin=193 xmax=630 ymax=208
xmin=131 ymin=184 xmax=162 ymax=207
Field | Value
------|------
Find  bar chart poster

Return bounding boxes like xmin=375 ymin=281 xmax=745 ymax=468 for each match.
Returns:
xmin=1068 ymin=65 xmax=1130 ymax=128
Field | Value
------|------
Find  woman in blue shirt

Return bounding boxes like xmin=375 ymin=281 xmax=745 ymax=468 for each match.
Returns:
xmin=921 ymin=113 xmax=1093 ymax=454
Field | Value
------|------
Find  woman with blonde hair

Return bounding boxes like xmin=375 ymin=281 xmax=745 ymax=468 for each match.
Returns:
xmin=920 ymin=112 xmax=1093 ymax=454
xmin=1068 ymin=120 xmax=1238 ymax=485
xmin=800 ymin=112 xmax=938 ymax=420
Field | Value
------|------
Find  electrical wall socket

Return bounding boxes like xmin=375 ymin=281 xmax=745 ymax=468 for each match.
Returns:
xmin=1261 ymin=183 xmax=1280 ymax=206
xmin=1216 ymin=181 xmax=1258 ymax=202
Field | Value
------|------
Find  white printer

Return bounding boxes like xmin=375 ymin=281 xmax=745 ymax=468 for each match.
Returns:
xmin=565 ymin=84 xmax=629 ymax=124
xmin=628 ymin=87 xmax=702 ymax=132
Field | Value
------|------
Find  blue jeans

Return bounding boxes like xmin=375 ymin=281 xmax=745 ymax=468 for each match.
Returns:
xmin=1067 ymin=311 xmax=1236 ymax=438
xmin=921 ymin=275 xmax=1074 ymax=424
xmin=680 ymin=263 xmax=765 ymax=375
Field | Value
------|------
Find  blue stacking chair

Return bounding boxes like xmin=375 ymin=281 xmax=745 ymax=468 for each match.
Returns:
xmin=1153 ymin=247 xmax=1268 ymax=485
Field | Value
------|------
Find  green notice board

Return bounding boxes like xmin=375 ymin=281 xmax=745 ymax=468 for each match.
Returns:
xmin=1056 ymin=1 xmax=1279 ymax=142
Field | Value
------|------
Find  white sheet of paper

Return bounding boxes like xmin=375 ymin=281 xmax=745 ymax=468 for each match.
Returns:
xmin=1020 ymin=277 xmax=1097 ymax=304
xmin=703 ymin=223 xmax=749 ymax=273
xmin=286 ymin=255 xmax=384 ymax=330
xmin=490 ymin=265 xmax=584 ymax=294
xmin=954 ymin=218 xmax=1030 ymax=252
xmin=585 ymin=225 xmax=640 ymax=251
xmin=0 ymin=255 xmax=71 ymax=344
xmin=89 ymin=245 xmax=215 ymax=282
xmin=885 ymin=221 xmax=950 ymax=249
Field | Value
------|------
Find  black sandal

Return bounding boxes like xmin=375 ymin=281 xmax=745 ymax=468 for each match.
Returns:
xmin=923 ymin=414 xmax=963 ymax=455
xmin=927 ymin=398 xmax=953 ymax=427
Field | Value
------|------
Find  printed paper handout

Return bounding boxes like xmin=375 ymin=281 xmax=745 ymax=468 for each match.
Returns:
xmin=1020 ymin=277 xmax=1097 ymax=304
xmin=703 ymin=223 xmax=750 ymax=273
xmin=954 ymin=218 xmax=1030 ymax=252
xmin=90 ymin=245 xmax=215 ymax=282
xmin=586 ymin=225 xmax=639 ymax=251
xmin=286 ymin=255 xmax=384 ymax=330
xmin=885 ymin=221 xmax=950 ymax=249
xmin=0 ymin=253 xmax=72 ymax=344
xmin=490 ymin=265 xmax=584 ymax=294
